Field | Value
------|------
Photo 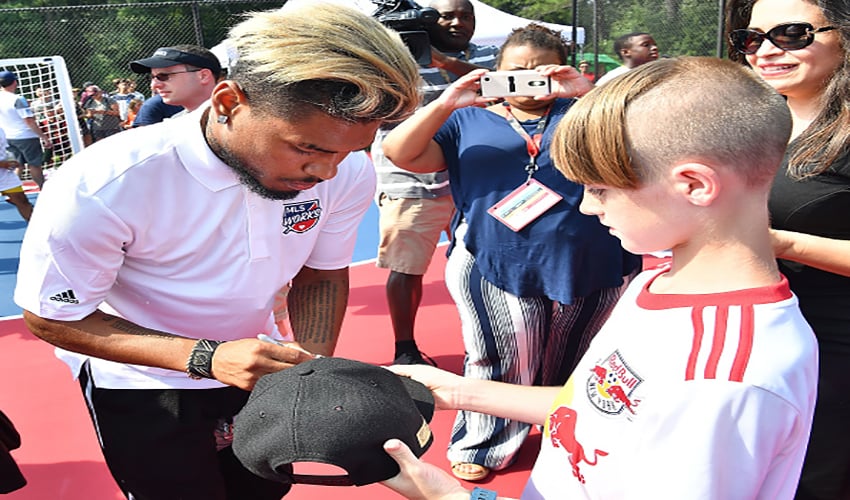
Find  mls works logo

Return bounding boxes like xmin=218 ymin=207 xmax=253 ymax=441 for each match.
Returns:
xmin=282 ymin=199 xmax=322 ymax=234
xmin=587 ymin=350 xmax=643 ymax=416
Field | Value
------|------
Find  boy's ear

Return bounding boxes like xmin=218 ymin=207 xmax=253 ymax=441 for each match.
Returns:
xmin=670 ymin=163 xmax=720 ymax=207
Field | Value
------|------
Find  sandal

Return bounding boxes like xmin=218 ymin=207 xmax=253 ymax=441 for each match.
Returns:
xmin=451 ymin=462 xmax=490 ymax=482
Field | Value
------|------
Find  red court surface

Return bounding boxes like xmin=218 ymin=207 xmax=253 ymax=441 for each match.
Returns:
xmin=0 ymin=252 xmax=539 ymax=499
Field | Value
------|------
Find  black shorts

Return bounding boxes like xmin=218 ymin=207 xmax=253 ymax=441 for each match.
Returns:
xmin=78 ymin=364 xmax=290 ymax=500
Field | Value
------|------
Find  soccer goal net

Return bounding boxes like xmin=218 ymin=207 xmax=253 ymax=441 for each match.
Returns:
xmin=0 ymin=56 xmax=83 ymax=181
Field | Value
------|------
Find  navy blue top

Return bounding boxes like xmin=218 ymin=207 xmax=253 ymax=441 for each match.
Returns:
xmin=132 ymin=94 xmax=182 ymax=127
xmin=433 ymin=98 xmax=640 ymax=304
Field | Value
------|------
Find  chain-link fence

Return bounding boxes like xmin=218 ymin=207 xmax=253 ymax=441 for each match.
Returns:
xmin=0 ymin=0 xmax=726 ymax=94
xmin=0 ymin=0 xmax=284 ymax=93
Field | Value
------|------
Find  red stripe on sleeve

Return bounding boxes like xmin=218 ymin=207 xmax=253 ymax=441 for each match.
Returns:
xmin=685 ymin=306 xmax=705 ymax=380
xmin=729 ymin=304 xmax=755 ymax=382
xmin=704 ymin=306 xmax=729 ymax=380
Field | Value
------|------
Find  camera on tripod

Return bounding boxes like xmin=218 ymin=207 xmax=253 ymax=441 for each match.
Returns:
xmin=372 ymin=0 xmax=440 ymax=66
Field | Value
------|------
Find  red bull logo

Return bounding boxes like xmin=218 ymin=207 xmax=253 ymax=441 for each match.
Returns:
xmin=282 ymin=199 xmax=322 ymax=234
xmin=587 ymin=350 xmax=643 ymax=416
xmin=548 ymin=406 xmax=608 ymax=483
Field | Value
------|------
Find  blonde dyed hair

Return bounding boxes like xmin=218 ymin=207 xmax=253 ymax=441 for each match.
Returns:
xmin=226 ymin=4 xmax=421 ymax=123
xmin=552 ymin=56 xmax=792 ymax=189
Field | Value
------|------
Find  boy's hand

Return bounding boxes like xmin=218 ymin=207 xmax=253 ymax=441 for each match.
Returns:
xmin=381 ymin=439 xmax=470 ymax=500
xmin=387 ymin=364 xmax=465 ymax=411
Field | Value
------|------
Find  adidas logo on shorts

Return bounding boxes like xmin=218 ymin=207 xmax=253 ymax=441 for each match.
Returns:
xmin=49 ymin=289 xmax=79 ymax=304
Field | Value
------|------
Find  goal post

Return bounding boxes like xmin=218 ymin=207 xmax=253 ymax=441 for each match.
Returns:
xmin=0 ymin=56 xmax=84 ymax=177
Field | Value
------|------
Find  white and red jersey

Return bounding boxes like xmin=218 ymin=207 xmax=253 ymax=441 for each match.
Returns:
xmin=523 ymin=266 xmax=817 ymax=500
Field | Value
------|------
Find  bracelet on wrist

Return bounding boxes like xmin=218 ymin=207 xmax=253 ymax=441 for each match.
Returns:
xmin=470 ymin=487 xmax=497 ymax=500
xmin=186 ymin=339 xmax=224 ymax=380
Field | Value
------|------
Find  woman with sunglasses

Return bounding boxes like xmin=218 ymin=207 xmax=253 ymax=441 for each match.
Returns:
xmin=727 ymin=1 xmax=850 ymax=499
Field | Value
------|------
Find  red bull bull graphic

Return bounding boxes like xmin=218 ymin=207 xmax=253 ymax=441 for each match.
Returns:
xmin=548 ymin=406 xmax=608 ymax=483
xmin=587 ymin=350 xmax=643 ymax=416
xmin=281 ymin=199 xmax=322 ymax=234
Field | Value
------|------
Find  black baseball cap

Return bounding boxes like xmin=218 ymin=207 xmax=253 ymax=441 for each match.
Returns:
xmin=233 ymin=357 xmax=435 ymax=486
xmin=129 ymin=46 xmax=222 ymax=76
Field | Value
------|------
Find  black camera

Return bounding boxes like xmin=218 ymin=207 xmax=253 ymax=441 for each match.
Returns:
xmin=372 ymin=0 xmax=440 ymax=66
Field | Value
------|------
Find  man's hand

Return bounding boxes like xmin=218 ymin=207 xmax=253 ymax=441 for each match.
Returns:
xmin=0 ymin=159 xmax=20 ymax=170
xmin=211 ymin=338 xmax=317 ymax=390
xmin=381 ymin=439 xmax=471 ymax=500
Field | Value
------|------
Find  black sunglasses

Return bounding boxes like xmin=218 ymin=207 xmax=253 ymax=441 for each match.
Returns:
xmin=150 ymin=68 xmax=203 ymax=82
xmin=729 ymin=22 xmax=836 ymax=55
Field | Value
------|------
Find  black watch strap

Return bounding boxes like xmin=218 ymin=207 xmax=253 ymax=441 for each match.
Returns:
xmin=186 ymin=339 xmax=224 ymax=380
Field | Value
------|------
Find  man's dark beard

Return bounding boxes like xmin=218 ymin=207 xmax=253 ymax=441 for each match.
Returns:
xmin=205 ymin=120 xmax=301 ymax=201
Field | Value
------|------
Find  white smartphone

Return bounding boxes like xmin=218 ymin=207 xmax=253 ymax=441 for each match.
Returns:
xmin=479 ymin=70 xmax=552 ymax=97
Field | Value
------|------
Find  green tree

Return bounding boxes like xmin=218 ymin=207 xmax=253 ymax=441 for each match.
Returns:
xmin=480 ymin=0 xmax=720 ymax=60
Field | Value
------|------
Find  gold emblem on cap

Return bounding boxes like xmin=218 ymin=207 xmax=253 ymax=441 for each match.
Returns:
xmin=416 ymin=418 xmax=431 ymax=447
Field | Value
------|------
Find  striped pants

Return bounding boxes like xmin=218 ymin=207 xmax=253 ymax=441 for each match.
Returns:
xmin=445 ymin=231 xmax=629 ymax=470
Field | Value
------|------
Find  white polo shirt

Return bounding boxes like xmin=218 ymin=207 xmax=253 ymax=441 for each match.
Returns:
xmin=14 ymin=106 xmax=376 ymax=389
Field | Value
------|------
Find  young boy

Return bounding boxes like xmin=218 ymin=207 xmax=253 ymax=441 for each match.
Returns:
xmin=594 ymin=31 xmax=659 ymax=86
xmin=380 ymin=56 xmax=818 ymax=499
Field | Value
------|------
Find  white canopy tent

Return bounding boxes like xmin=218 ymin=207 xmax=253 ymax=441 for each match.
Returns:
xmin=469 ymin=0 xmax=584 ymax=47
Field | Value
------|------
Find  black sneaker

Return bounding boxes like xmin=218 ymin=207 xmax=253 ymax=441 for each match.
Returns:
xmin=393 ymin=350 xmax=438 ymax=367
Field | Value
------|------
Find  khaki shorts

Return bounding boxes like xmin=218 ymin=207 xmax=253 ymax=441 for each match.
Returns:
xmin=376 ymin=194 xmax=454 ymax=275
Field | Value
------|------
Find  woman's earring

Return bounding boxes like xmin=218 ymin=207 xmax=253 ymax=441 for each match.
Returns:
xmin=216 ymin=115 xmax=228 ymax=124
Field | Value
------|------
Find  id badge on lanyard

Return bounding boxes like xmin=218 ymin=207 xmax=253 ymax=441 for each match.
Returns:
xmin=487 ymin=103 xmax=562 ymax=232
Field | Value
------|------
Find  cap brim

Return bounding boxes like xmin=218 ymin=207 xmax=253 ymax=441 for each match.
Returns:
xmin=395 ymin=375 xmax=434 ymax=422
xmin=129 ymin=57 xmax=178 ymax=73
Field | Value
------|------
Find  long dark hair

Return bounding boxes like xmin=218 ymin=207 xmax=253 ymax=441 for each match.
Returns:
xmin=726 ymin=0 xmax=850 ymax=178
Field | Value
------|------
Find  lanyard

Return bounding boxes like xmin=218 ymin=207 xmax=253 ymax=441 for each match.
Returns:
xmin=502 ymin=102 xmax=552 ymax=181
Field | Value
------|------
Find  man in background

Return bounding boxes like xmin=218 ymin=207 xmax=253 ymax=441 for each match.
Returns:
xmin=130 ymin=44 xmax=222 ymax=117
xmin=373 ymin=0 xmax=498 ymax=366
xmin=0 ymin=71 xmax=49 ymax=189
xmin=595 ymin=31 xmax=658 ymax=85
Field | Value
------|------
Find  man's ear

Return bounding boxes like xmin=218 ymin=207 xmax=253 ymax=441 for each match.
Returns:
xmin=670 ymin=163 xmax=720 ymax=207
xmin=209 ymin=80 xmax=246 ymax=119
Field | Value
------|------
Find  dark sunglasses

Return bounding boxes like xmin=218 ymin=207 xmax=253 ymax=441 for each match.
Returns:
xmin=151 ymin=68 xmax=203 ymax=82
xmin=729 ymin=22 xmax=836 ymax=55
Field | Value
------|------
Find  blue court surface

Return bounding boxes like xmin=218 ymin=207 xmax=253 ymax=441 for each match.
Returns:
xmin=0 ymin=192 xmax=385 ymax=317
xmin=0 ymin=192 xmax=37 ymax=317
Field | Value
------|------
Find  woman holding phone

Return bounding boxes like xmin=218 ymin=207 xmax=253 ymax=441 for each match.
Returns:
xmin=383 ymin=24 xmax=640 ymax=482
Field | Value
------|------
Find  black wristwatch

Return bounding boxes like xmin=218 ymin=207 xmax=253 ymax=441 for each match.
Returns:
xmin=186 ymin=339 xmax=225 ymax=380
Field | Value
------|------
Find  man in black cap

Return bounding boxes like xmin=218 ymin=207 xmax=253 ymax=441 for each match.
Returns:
xmin=130 ymin=44 xmax=223 ymax=116
xmin=0 ymin=70 xmax=50 ymax=189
